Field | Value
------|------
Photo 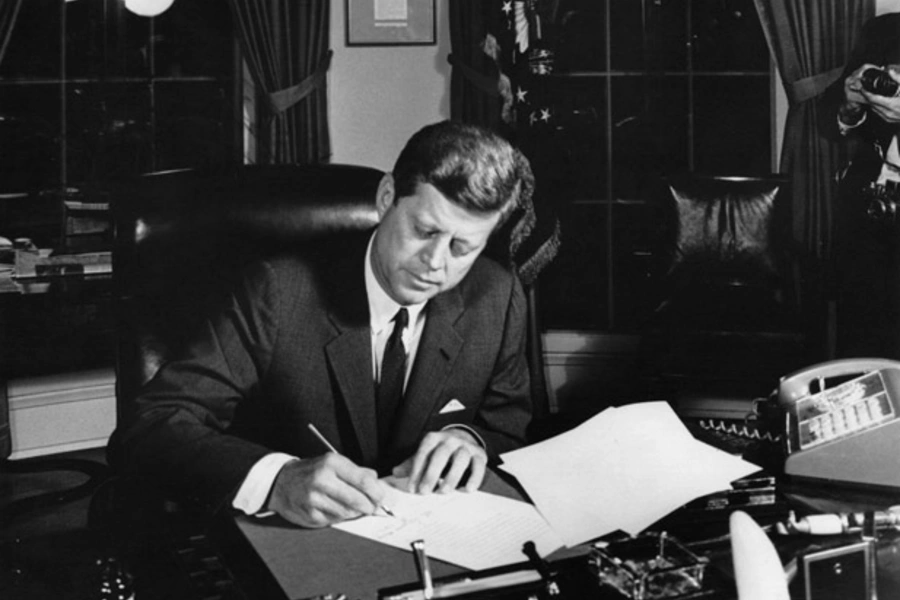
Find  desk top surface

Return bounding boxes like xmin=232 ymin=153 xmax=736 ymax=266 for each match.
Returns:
xmin=232 ymin=471 xmax=531 ymax=600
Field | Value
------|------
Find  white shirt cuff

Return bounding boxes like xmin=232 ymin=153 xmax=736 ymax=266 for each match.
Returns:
xmin=442 ymin=424 xmax=487 ymax=452
xmin=231 ymin=452 xmax=298 ymax=516
xmin=838 ymin=110 xmax=866 ymax=135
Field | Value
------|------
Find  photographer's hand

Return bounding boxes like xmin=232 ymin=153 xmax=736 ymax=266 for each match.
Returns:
xmin=860 ymin=65 xmax=900 ymax=123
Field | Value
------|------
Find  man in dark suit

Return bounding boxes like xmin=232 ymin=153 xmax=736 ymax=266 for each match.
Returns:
xmin=108 ymin=121 xmax=534 ymax=528
xmin=819 ymin=13 xmax=900 ymax=359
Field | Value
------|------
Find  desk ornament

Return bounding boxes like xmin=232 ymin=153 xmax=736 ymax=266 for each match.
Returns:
xmin=589 ymin=532 xmax=710 ymax=600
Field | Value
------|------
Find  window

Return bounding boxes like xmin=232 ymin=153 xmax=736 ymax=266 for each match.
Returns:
xmin=536 ymin=0 xmax=772 ymax=332
xmin=0 ymin=0 xmax=237 ymax=247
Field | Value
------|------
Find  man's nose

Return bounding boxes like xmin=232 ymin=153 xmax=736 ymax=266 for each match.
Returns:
xmin=421 ymin=239 xmax=448 ymax=270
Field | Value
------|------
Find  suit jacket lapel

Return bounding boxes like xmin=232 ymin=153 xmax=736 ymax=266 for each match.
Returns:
xmin=323 ymin=233 xmax=379 ymax=465
xmin=390 ymin=287 xmax=464 ymax=454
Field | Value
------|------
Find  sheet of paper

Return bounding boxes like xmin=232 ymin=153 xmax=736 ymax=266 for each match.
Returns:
xmin=333 ymin=481 xmax=564 ymax=571
xmin=500 ymin=401 xmax=761 ymax=546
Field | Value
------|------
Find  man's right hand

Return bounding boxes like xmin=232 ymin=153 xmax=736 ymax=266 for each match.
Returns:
xmin=839 ymin=63 xmax=877 ymax=126
xmin=844 ymin=63 xmax=900 ymax=124
xmin=266 ymin=453 xmax=389 ymax=528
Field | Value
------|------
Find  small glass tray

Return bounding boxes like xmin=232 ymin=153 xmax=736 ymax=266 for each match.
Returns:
xmin=589 ymin=532 xmax=709 ymax=600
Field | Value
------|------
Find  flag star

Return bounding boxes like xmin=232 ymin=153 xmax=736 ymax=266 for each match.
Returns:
xmin=540 ymin=108 xmax=551 ymax=122
xmin=516 ymin=87 xmax=528 ymax=103
xmin=502 ymin=1 xmax=512 ymax=15
xmin=529 ymin=111 xmax=538 ymax=125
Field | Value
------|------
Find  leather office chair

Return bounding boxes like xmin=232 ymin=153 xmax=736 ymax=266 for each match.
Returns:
xmin=637 ymin=174 xmax=821 ymax=410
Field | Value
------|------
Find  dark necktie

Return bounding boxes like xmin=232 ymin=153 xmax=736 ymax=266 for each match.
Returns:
xmin=377 ymin=307 xmax=408 ymax=449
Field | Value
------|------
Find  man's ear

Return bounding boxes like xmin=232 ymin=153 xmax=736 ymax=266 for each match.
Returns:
xmin=375 ymin=173 xmax=395 ymax=221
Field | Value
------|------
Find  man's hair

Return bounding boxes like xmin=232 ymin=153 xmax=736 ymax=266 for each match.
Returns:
xmin=391 ymin=120 xmax=533 ymax=223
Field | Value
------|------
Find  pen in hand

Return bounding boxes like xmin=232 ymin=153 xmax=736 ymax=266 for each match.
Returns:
xmin=307 ymin=423 xmax=395 ymax=517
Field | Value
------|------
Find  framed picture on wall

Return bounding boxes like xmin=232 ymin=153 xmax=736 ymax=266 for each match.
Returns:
xmin=346 ymin=0 xmax=436 ymax=46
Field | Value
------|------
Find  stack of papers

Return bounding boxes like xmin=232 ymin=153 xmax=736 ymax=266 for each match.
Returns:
xmin=334 ymin=401 xmax=760 ymax=569
xmin=499 ymin=401 xmax=761 ymax=547
xmin=334 ymin=479 xmax=564 ymax=571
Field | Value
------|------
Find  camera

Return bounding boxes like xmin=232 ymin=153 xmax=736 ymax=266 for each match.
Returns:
xmin=864 ymin=181 xmax=900 ymax=224
xmin=861 ymin=67 xmax=900 ymax=97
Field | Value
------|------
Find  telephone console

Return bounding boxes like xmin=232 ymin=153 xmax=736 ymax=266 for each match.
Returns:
xmin=776 ymin=358 xmax=900 ymax=490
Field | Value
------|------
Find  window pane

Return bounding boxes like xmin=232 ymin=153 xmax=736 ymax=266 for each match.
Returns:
xmin=556 ymin=0 xmax=606 ymax=72
xmin=155 ymin=82 xmax=232 ymax=171
xmin=693 ymin=75 xmax=771 ymax=173
xmin=65 ymin=0 xmax=151 ymax=79
xmin=0 ymin=89 xmax=61 ymax=192
xmin=66 ymin=83 xmax=153 ymax=183
xmin=691 ymin=0 xmax=769 ymax=72
xmin=610 ymin=0 xmax=642 ymax=71
xmin=0 ymin=0 xmax=61 ymax=79
xmin=154 ymin=0 xmax=234 ymax=78
xmin=612 ymin=75 xmax=689 ymax=199
xmin=645 ymin=0 xmax=687 ymax=72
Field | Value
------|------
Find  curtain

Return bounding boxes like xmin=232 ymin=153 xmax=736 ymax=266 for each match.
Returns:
xmin=753 ymin=0 xmax=874 ymax=260
xmin=448 ymin=1 xmax=501 ymax=128
xmin=228 ymin=0 xmax=330 ymax=165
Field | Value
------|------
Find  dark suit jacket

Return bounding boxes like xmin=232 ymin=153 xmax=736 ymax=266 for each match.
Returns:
xmin=108 ymin=230 xmax=532 ymax=508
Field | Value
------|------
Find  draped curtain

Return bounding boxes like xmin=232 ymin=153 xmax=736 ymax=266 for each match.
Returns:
xmin=753 ymin=0 xmax=875 ymax=260
xmin=448 ymin=1 xmax=501 ymax=129
xmin=227 ymin=0 xmax=331 ymax=165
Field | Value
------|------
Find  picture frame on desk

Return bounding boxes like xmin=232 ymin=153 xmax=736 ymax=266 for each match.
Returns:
xmin=346 ymin=0 xmax=436 ymax=46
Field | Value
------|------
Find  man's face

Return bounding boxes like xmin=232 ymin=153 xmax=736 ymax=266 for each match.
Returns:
xmin=371 ymin=176 xmax=502 ymax=305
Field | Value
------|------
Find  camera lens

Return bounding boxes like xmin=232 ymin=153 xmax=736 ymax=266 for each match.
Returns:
xmin=861 ymin=68 xmax=900 ymax=97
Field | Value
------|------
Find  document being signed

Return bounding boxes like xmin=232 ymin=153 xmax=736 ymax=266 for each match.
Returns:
xmin=333 ymin=478 xmax=565 ymax=571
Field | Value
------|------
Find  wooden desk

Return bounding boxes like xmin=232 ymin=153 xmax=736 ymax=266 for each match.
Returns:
xmin=221 ymin=471 xmax=537 ymax=600
xmin=215 ymin=468 xmax=900 ymax=600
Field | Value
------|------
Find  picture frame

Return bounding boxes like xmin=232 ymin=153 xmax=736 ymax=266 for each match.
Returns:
xmin=346 ymin=0 xmax=436 ymax=46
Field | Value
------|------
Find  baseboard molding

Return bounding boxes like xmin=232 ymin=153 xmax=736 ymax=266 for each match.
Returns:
xmin=7 ymin=367 xmax=116 ymax=459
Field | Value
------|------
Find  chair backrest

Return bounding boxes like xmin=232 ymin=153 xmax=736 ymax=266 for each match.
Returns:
xmin=112 ymin=164 xmax=383 ymax=405
xmin=654 ymin=174 xmax=792 ymax=294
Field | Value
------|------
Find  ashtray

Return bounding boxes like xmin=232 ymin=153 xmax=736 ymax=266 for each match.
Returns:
xmin=589 ymin=532 xmax=709 ymax=599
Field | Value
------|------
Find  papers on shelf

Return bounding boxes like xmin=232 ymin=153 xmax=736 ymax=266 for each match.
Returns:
xmin=64 ymin=199 xmax=111 ymax=211
xmin=13 ymin=249 xmax=112 ymax=278
xmin=333 ymin=477 xmax=564 ymax=571
xmin=499 ymin=401 xmax=762 ymax=547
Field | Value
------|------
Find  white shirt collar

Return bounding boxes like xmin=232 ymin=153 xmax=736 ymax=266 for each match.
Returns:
xmin=364 ymin=233 xmax=426 ymax=334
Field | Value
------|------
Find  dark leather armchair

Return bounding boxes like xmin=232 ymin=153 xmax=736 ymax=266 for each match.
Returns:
xmin=111 ymin=163 xmax=554 ymax=448
xmin=112 ymin=164 xmax=382 ymax=407
xmin=637 ymin=174 xmax=822 ymax=408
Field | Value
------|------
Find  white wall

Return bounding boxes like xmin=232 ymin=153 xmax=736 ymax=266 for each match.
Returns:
xmin=328 ymin=0 xmax=452 ymax=171
xmin=879 ymin=0 xmax=900 ymax=15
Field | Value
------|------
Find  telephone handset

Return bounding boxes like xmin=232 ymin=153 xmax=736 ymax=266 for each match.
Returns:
xmin=776 ymin=358 xmax=900 ymax=489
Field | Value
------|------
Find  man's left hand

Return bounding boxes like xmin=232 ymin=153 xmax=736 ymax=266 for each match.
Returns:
xmin=392 ymin=429 xmax=487 ymax=494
